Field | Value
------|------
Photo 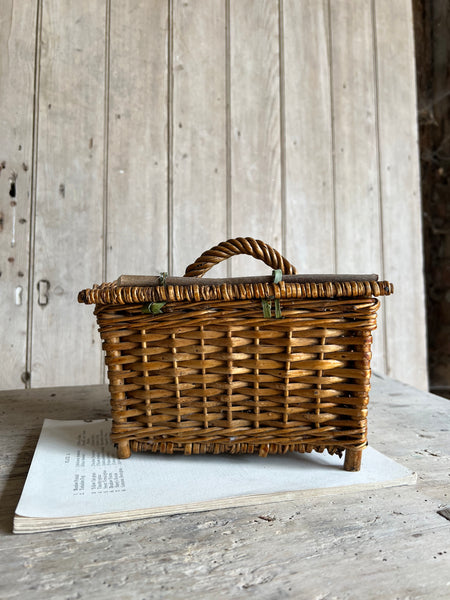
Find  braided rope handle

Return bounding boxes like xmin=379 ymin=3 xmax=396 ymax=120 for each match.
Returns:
xmin=184 ymin=237 xmax=297 ymax=278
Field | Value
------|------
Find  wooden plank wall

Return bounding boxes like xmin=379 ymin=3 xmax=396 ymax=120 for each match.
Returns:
xmin=0 ymin=0 xmax=428 ymax=390
xmin=0 ymin=0 xmax=38 ymax=388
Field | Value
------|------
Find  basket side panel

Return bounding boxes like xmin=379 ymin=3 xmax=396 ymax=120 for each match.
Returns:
xmin=95 ymin=298 xmax=378 ymax=455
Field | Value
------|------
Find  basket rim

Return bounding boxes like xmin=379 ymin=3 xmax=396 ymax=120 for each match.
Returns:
xmin=78 ymin=273 xmax=393 ymax=306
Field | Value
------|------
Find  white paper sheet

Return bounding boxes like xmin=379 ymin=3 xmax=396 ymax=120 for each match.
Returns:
xmin=16 ymin=419 xmax=415 ymax=521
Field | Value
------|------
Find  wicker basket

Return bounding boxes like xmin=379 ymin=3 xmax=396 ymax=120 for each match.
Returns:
xmin=79 ymin=237 xmax=393 ymax=471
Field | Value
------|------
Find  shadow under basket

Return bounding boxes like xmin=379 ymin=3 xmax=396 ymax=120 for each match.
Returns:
xmin=79 ymin=237 xmax=393 ymax=471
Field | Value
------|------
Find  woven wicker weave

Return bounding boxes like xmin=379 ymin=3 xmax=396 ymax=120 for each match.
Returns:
xmin=79 ymin=237 xmax=393 ymax=471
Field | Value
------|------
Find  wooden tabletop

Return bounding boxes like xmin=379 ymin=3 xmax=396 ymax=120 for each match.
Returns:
xmin=0 ymin=375 xmax=449 ymax=599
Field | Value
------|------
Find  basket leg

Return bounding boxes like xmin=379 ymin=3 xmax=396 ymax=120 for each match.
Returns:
xmin=117 ymin=440 xmax=131 ymax=459
xmin=344 ymin=448 xmax=362 ymax=471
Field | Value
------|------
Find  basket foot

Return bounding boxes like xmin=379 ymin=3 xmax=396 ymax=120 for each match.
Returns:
xmin=117 ymin=440 xmax=131 ymax=459
xmin=344 ymin=448 xmax=363 ymax=471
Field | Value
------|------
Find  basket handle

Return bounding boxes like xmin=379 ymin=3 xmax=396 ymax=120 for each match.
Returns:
xmin=183 ymin=237 xmax=297 ymax=278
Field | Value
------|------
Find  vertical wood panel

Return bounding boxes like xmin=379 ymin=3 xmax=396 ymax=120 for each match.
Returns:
xmin=229 ymin=0 xmax=282 ymax=276
xmin=107 ymin=0 xmax=168 ymax=280
xmin=374 ymin=0 xmax=428 ymax=389
xmin=172 ymin=0 xmax=227 ymax=277
xmin=330 ymin=0 xmax=386 ymax=371
xmin=31 ymin=0 xmax=106 ymax=386
xmin=283 ymin=0 xmax=334 ymax=273
xmin=331 ymin=0 xmax=381 ymax=272
xmin=0 ymin=1 xmax=38 ymax=389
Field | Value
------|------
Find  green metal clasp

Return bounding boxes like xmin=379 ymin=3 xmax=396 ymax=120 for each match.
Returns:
xmin=261 ymin=299 xmax=272 ymax=318
xmin=272 ymin=269 xmax=282 ymax=284
xmin=142 ymin=302 xmax=166 ymax=315
xmin=261 ymin=298 xmax=282 ymax=319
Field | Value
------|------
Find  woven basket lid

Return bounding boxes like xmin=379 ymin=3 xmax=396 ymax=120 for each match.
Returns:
xmin=78 ymin=237 xmax=393 ymax=306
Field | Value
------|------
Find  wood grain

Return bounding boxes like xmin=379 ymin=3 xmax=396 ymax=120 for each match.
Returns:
xmin=229 ymin=0 xmax=282 ymax=276
xmin=0 ymin=0 xmax=428 ymax=391
xmin=171 ymin=0 xmax=227 ymax=277
xmin=330 ymin=0 xmax=386 ymax=372
xmin=0 ymin=0 xmax=38 ymax=388
xmin=30 ymin=0 xmax=106 ymax=386
xmin=374 ymin=0 xmax=428 ymax=389
xmin=107 ymin=0 xmax=168 ymax=279
xmin=283 ymin=0 xmax=335 ymax=273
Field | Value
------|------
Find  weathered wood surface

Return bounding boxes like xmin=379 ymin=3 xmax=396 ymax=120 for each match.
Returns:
xmin=374 ymin=0 xmax=428 ymax=387
xmin=172 ymin=0 xmax=228 ymax=277
xmin=229 ymin=0 xmax=283 ymax=276
xmin=30 ymin=0 xmax=105 ymax=386
xmin=284 ymin=0 xmax=335 ymax=273
xmin=0 ymin=0 xmax=427 ymax=391
xmin=107 ymin=0 xmax=169 ymax=279
xmin=0 ymin=375 xmax=449 ymax=599
xmin=0 ymin=0 xmax=38 ymax=388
